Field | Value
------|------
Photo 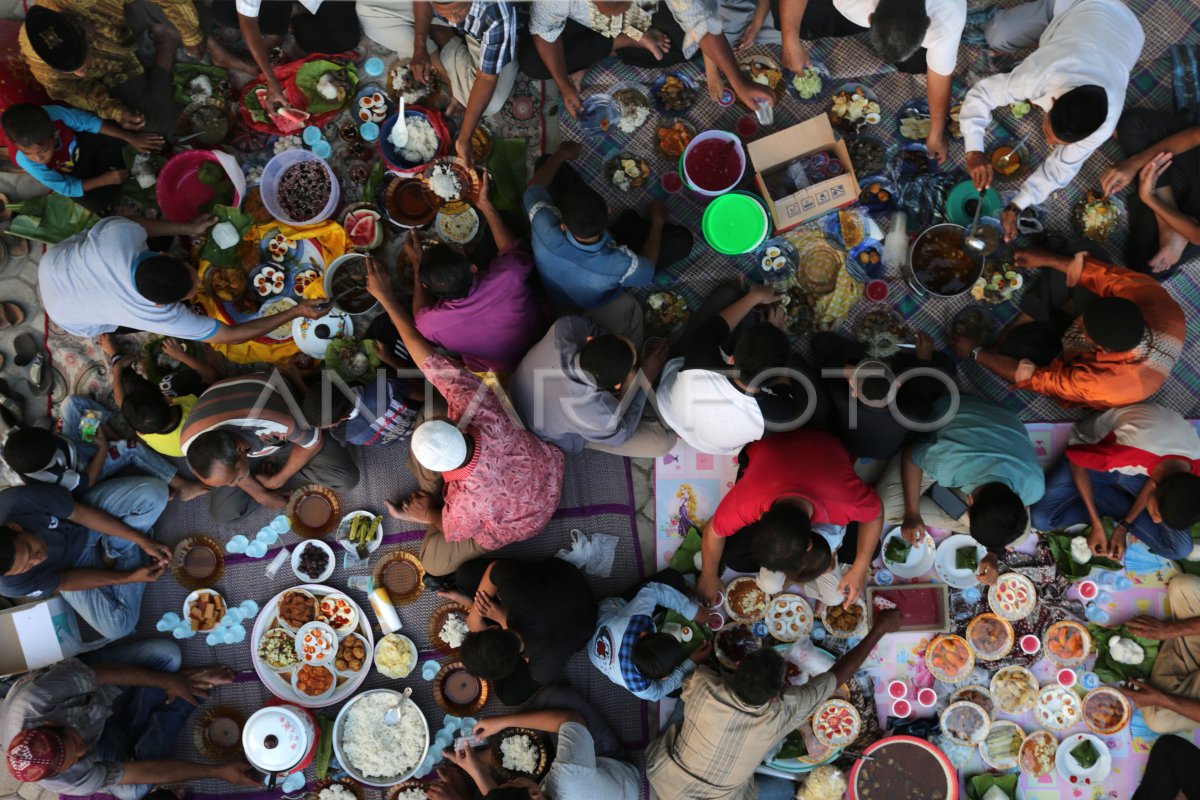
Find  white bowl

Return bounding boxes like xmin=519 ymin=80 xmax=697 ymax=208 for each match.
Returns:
xmin=333 ymin=689 xmax=430 ymax=787
xmin=335 ymin=510 xmax=383 ymax=555
xmin=260 ymin=149 xmax=340 ymax=226
xmin=291 ymin=539 xmax=336 ymax=584
xmin=373 ymin=633 xmax=418 ymax=679
xmin=290 ymin=663 xmax=337 ymax=703
xmin=295 ymin=621 xmax=338 ymax=667
xmin=333 ymin=631 xmax=371 ymax=678
xmin=183 ymin=589 xmax=227 ymax=632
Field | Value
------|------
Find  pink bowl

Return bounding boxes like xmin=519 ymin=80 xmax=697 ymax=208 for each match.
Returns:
xmin=156 ymin=150 xmax=241 ymax=222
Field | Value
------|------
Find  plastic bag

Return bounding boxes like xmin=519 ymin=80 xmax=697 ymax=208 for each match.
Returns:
xmin=787 ymin=639 xmax=836 ymax=676
xmin=555 ymin=529 xmax=618 ymax=577
xmin=796 ymin=765 xmax=846 ymax=800
xmin=756 ymin=567 xmax=786 ymax=595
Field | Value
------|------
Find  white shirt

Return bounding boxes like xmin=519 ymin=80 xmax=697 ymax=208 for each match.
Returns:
xmin=541 ymin=723 xmax=642 ymax=800
xmin=1069 ymin=403 xmax=1200 ymax=476
xmin=960 ymin=0 xmax=1143 ymax=209
xmin=656 ymin=357 xmax=765 ymax=455
xmin=236 ymin=0 xmax=323 ymax=16
xmin=38 ymin=218 xmax=220 ymax=341
xmin=834 ymin=0 xmax=966 ymax=75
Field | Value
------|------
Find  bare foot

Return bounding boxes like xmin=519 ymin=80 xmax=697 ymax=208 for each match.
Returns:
xmin=639 ymin=27 xmax=669 ymax=60
xmin=205 ymin=37 xmax=259 ymax=76
xmin=169 ymin=477 xmax=210 ymax=503
xmin=97 ymin=332 xmax=120 ymax=358
xmin=1149 ymin=228 xmax=1188 ymax=273
xmin=151 ymin=23 xmax=182 ymax=70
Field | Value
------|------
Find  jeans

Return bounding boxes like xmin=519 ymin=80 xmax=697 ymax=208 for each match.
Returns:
xmin=1031 ymin=459 xmax=1195 ymax=559
xmin=60 ymin=396 xmax=178 ymax=487
xmin=757 ymin=775 xmax=799 ymax=800
xmin=81 ymin=639 xmax=190 ymax=800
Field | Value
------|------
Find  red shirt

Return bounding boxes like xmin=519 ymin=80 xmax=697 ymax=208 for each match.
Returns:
xmin=711 ymin=428 xmax=881 ymax=538
xmin=2 ymin=120 xmax=75 ymax=170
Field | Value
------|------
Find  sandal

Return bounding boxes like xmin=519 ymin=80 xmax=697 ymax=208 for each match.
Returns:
xmin=0 ymin=302 xmax=24 ymax=330
xmin=0 ymin=377 xmax=22 ymax=428
xmin=14 ymin=333 xmax=48 ymax=395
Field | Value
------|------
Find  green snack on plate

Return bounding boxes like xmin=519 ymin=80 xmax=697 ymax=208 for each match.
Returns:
xmin=1070 ymin=739 xmax=1099 ymax=770
xmin=884 ymin=537 xmax=912 ymax=564
xmin=955 ymin=546 xmax=979 ymax=571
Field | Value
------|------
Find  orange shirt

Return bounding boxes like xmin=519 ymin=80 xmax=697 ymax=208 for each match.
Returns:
xmin=1020 ymin=258 xmax=1184 ymax=408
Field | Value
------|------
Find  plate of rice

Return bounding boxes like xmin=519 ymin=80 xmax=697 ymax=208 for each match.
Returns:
xmin=333 ymin=689 xmax=429 ymax=787
xmin=490 ymin=727 xmax=551 ymax=781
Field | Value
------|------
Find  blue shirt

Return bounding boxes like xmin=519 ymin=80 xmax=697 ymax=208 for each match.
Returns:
xmin=14 ymin=105 xmax=103 ymax=198
xmin=445 ymin=0 xmax=522 ymax=75
xmin=523 ymin=185 xmax=653 ymax=309
xmin=588 ymin=581 xmax=699 ymax=701
xmin=910 ymin=395 xmax=1045 ymax=505
xmin=337 ymin=375 xmax=419 ymax=447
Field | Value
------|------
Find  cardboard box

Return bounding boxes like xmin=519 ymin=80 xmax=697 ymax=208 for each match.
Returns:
xmin=0 ymin=596 xmax=83 ymax=677
xmin=746 ymin=115 xmax=860 ymax=232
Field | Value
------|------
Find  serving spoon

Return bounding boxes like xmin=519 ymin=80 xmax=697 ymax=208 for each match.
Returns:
xmin=384 ymin=687 xmax=414 ymax=726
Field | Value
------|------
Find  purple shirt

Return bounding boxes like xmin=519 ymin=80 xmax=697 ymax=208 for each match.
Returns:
xmin=414 ymin=240 xmax=547 ymax=373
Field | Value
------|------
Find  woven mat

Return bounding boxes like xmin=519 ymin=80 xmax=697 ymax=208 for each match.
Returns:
xmin=561 ymin=0 xmax=1200 ymax=423
xmin=118 ymin=446 xmax=649 ymax=799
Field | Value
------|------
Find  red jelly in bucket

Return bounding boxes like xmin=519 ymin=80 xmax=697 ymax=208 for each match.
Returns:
xmin=682 ymin=132 xmax=746 ymax=197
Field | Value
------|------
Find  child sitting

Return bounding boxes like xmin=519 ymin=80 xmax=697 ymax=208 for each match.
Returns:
xmin=299 ymin=359 xmax=422 ymax=447
xmin=0 ymin=103 xmax=163 ymax=214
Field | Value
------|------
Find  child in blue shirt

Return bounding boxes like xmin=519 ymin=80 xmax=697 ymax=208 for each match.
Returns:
xmin=0 ymin=104 xmax=163 ymax=214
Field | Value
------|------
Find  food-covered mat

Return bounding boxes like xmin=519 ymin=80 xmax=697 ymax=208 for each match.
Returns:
xmin=119 ymin=447 xmax=652 ymax=799
xmin=654 ymin=438 xmax=1200 ymax=797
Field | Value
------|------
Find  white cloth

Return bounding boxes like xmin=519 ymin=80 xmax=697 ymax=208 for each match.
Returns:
xmin=37 ymin=218 xmax=220 ymax=341
xmin=236 ymin=0 xmax=324 ymax=16
xmin=541 ymin=722 xmax=642 ymax=800
xmin=961 ymin=0 xmax=1143 ymax=208
xmin=655 ymin=357 xmax=765 ymax=455
xmin=529 ymin=0 xmax=723 ymax=59
xmin=833 ymin=0 xmax=966 ymax=75
xmin=1069 ymin=404 xmax=1200 ymax=476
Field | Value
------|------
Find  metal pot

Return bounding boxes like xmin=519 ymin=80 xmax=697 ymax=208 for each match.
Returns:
xmin=323 ymin=253 xmax=379 ymax=316
xmin=903 ymin=223 xmax=985 ymax=298
xmin=242 ymin=703 xmax=319 ymax=789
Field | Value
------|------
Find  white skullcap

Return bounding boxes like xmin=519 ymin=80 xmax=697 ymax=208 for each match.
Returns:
xmin=411 ymin=420 xmax=468 ymax=472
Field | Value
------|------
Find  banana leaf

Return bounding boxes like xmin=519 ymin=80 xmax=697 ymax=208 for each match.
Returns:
xmin=1044 ymin=524 xmax=1123 ymax=580
xmin=5 ymin=194 xmax=98 ymax=244
xmin=1087 ymin=623 xmax=1160 ymax=683
xmin=197 ymin=205 xmax=256 ymax=268
xmin=661 ymin=609 xmax=712 ymax=657
xmin=967 ymin=773 xmax=1017 ymax=800
xmin=172 ymin=63 xmax=229 ymax=106
xmin=668 ymin=526 xmax=703 ymax=575
xmin=1171 ymin=527 xmax=1200 ymax=576
xmin=120 ymin=146 xmax=165 ymax=209
xmin=293 ymin=60 xmax=358 ymax=115
xmin=326 ymin=339 xmax=381 ymax=386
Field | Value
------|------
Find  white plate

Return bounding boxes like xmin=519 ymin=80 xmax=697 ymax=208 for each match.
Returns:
xmin=881 ymin=527 xmax=936 ymax=579
xmin=1035 ymin=684 xmax=1082 ymax=731
xmin=989 ymin=572 xmax=1037 ymax=621
xmin=251 ymin=584 xmax=374 ymax=708
xmin=821 ymin=598 xmax=868 ymax=639
xmin=374 ymin=632 xmax=418 ymax=679
xmin=1055 ymin=733 xmax=1112 ymax=785
xmin=292 ymin=309 xmax=353 ymax=359
xmin=335 ymin=510 xmax=383 ymax=555
xmin=291 ymin=539 xmax=335 ymax=583
xmin=765 ymin=593 xmax=813 ymax=642
xmin=435 ymin=205 xmax=479 ymax=244
xmin=934 ymin=534 xmax=987 ymax=589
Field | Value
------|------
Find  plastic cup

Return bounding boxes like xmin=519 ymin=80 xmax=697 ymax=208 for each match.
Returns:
xmin=661 ymin=171 xmax=683 ymax=194
xmin=1096 ymin=591 xmax=1112 ymax=605
xmin=962 ymin=586 xmax=982 ymax=605
xmin=311 ymin=139 xmax=333 ymax=159
xmin=1020 ymin=634 xmax=1041 ymax=655
xmin=302 ymin=125 xmax=323 ymax=146
xmin=706 ymin=611 xmax=726 ymax=631
xmin=271 ymin=515 xmax=291 ymax=533
xmin=1080 ymin=672 xmax=1100 ymax=690
xmin=735 ymin=114 xmax=760 ymax=138
xmin=422 ymin=661 xmax=441 ymax=681
xmin=1057 ymin=668 xmax=1077 ymax=688
xmin=891 ymin=699 xmax=912 ymax=718
xmin=1096 ymin=571 xmax=1117 ymax=586
xmin=887 ymin=680 xmax=908 ymax=699
xmin=360 ymin=121 xmax=380 ymax=142
xmin=1113 ymin=575 xmax=1133 ymax=591
xmin=364 ymin=56 xmax=385 ymax=76
xmin=916 ymin=687 xmax=937 ymax=708
xmin=718 ymin=87 xmax=736 ymax=106
xmin=1085 ymin=604 xmax=1110 ymax=624
xmin=865 ymin=279 xmax=889 ymax=302
xmin=811 ymin=624 xmax=827 ymax=641
xmin=874 ymin=569 xmax=894 ymax=586
xmin=1077 ymin=580 xmax=1098 ymax=601
xmin=708 ymin=590 xmax=725 ymax=610
xmin=240 ymin=599 xmax=260 ymax=617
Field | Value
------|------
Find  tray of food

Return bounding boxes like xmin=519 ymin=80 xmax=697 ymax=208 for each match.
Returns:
xmin=828 ymin=83 xmax=881 ymax=134
xmin=433 ymin=659 xmax=489 ymax=716
xmin=965 ymin=612 xmax=1014 ymax=661
xmin=185 ymin=589 xmax=227 ymax=632
xmin=1074 ymin=190 xmax=1123 ymax=241
xmin=609 ymin=81 xmax=652 ymax=133
xmin=1019 ymin=729 xmax=1058 ymax=778
xmin=812 ymin=699 xmax=860 ymax=748
xmin=1082 ymin=686 xmax=1131 ymax=735
xmin=765 ymin=593 xmax=812 ymax=642
xmin=848 ymin=735 xmax=957 ymax=800
xmin=789 ymin=61 xmax=827 ymax=100
xmin=1043 ymin=619 xmax=1091 ymax=667
xmin=865 ymin=583 xmax=948 ymax=633
xmin=606 ymin=153 xmax=651 ymax=192
xmin=939 ymin=700 xmax=990 ymax=747
xmin=435 ymin=203 xmax=480 ymax=245
xmin=925 ymin=633 xmax=974 ymax=683
xmin=374 ymin=633 xmax=418 ymax=679
xmin=739 ymin=53 xmax=786 ymax=99
xmin=948 ymin=684 xmax=996 ymax=720
xmin=951 ymin=306 xmax=999 ymax=345
xmin=333 ymin=688 xmax=429 ymax=787
xmin=651 ymin=72 xmax=698 ymax=114
xmin=645 ymin=291 xmax=690 ymax=338
xmin=715 ymin=624 xmax=762 ymax=669
xmin=656 ymin=117 xmax=696 ymax=158
xmin=990 ymin=665 xmax=1039 ymax=714
xmin=492 ymin=727 xmax=552 ymax=782
xmin=988 ymin=572 xmax=1037 ymax=621
xmin=724 ymin=576 xmax=769 ymax=623
xmin=251 ymin=584 xmax=375 ymax=708
xmin=1035 ymin=684 xmax=1082 ymax=731
xmin=822 ymin=599 xmax=867 ymax=638
xmin=856 ymin=308 xmax=910 ymax=359
xmin=213 ymin=228 xmax=327 ymax=336
xmin=979 ymin=719 xmax=1026 ymax=771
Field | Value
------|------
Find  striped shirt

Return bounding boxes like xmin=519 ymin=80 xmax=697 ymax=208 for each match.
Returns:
xmin=179 ymin=375 xmax=318 ymax=458
xmin=445 ymin=1 xmax=523 ymax=76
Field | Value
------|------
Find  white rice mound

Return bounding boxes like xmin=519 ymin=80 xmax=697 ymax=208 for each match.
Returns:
xmin=341 ymin=693 xmax=427 ymax=778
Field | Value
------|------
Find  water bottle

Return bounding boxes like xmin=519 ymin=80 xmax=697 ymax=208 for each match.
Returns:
xmin=1095 ymin=591 xmax=1112 ymax=605
xmin=1113 ymin=574 xmax=1133 ymax=591
xmin=961 ymin=585 xmax=982 ymax=605
xmin=1085 ymin=603 xmax=1110 ymax=624
xmin=1096 ymin=571 xmax=1117 ymax=587
xmin=1080 ymin=672 xmax=1101 ymax=690
xmin=882 ymin=211 xmax=909 ymax=271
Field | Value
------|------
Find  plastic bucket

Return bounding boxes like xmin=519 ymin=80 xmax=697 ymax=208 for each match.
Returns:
xmin=702 ymin=191 xmax=769 ymax=255
xmin=260 ymin=149 xmax=339 ymax=227
xmin=156 ymin=150 xmax=243 ymax=222
xmin=680 ymin=130 xmax=745 ymax=197
xmin=378 ymin=106 xmax=448 ymax=176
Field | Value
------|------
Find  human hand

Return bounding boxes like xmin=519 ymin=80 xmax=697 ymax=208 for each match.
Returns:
xmin=161 ymin=337 xmax=188 ymax=361
xmin=689 ymin=639 xmax=714 ymax=663
xmin=900 ymin=513 xmax=926 ymax=545
xmin=780 ymin=37 xmax=810 ymax=73
xmin=291 ymin=298 xmax=325 ymax=321
xmin=473 ymin=588 xmax=507 ymax=627
xmin=441 ymin=743 xmax=486 ymax=776
xmin=1086 ymin=519 xmax=1109 ymax=557
xmin=748 ymin=283 xmax=783 ymax=305
xmin=976 ymin=553 xmax=1000 ymax=586
xmin=735 ymin=82 xmax=775 ymax=114
xmin=128 ymin=561 xmax=167 ymax=584
xmin=426 ymin=781 xmax=470 ymax=800
xmin=366 ymin=256 xmax=394 ymax=301
xmin=1012 ymin=247 xmax=1059 ymax=270
xmin=1125 ymin=615 xmax=1173 ymax=641
xmin=436 ymin=588 xmax=473 ymax=608
xmin=212 ymin=761 xmax=261 ymax=788
xmin=387 ymin=490 xmax=436 ymax=524
xmin=950 ymin=334 xmax=979 ymax=360
xmin=103 ymin=168 xmax=130 ymax=187
xmin=118 ymin=111 xmax=146 ymax=130
xmin=1108 ymin=526 xmax=1128 ymax=563
xmin=647 ymin=199 xmax=668 ymax=225
xmin=764 ymin=303 xmax=787 ymax=332
xmin=139 ymin=536 xmax=172 ymax=566
xmin=696 ymin=571 xmax=724 ymax=607
xmin=472 ymin=718 xmax=507 ymax=739
xmin=914 ymin=331 xmax=934 ymax=361
xmin=266 ymin=80 xmax=288 ymax=112
xmin=641 ymin=337 xmax=669 ymax=374
xmin=557 ymin=141 xmax=582 ymax=161
xmin=477 ymin=169 xmax=492 ymax=208
xmin=1100 ymin=161 xmax=1136 ymax=196
xmin=964 ymin=151 xmax=991 ymax=191
xmin=257 ymin=471 xmax=286 ymax=491
xmin=1138 ymin=152 xmax=1172 ymax=201
xmin=837 ymin=564 xmax=868 ymax=606
xmin=1000 ymin=208 xmax=1018 ymax=243
xmin=125 ymin=131 xmax=164 ymax=154
xmin=410 ymin=47 xmax=431 ymax=84
xmin=182 ymin=213 xmax=218 ymax=237
xmin=165 ymin=665 xmax=234 ymax=705
xmin=872 ymin=607 xmax=903 ymax=635
xmin=92 ymin=427 xmax=109 ymax=455
xmin=1121 ymin=678 xmax=1170 ymax=710
xmin=925 ymin=131 xmax=947 ymax=165
xmin=561 ymin=85 xmax=583 ymax=118
xmin=734 ymin=22 xmax=762 ymax=52
xmin=455 ymin=136 xmax=474 ymax=171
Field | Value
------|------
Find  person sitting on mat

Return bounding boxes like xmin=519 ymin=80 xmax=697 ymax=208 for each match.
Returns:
xmin=525 ymin=142 xmax=692 ymax=345
xmin=365 ymin=258 xmax=564 ymax=580
xmin=951 ymin=247 xmax=1185 ymax=409
xmin=0 ymin=642 xmax=258 ymax=799
xmin=0 ymin=104 xmax=162 ymax=215
xmin=1101 ymin=108 xmax=1200 ymax=279
xmin=39 ymin=217 xmax=326 ymax=345
xmin=646 ymin=610 xmax=900 ymax=800
xmin=511 ymin=317 xmax=676 ymax=459
xmin=777 ymin=0 xmax=965 ymax=162
xmin=1129 ymin=735 xmax=1200 ymax=800
xmin=210 ymin=0 xmax=362 ymax=111
xmin=693 ymin=427 xmax=884 ymax=608
xmin=522 ymin=0 xmax=777 ymax=117
xmin=1031 ymin=403 xmax=1200 ymax=561
xmin=959 ymin=0 xmax=1143 ymax=241
xmin=876 ymin=394 xmax=1045 ymax=585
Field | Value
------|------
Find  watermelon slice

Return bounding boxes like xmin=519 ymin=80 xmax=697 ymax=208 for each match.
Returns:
xmin=348 ymin=212 xmax=379 ymax=248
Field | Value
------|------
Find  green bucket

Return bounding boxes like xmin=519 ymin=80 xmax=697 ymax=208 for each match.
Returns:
xmin=702 ymin=191 xmax=770 ymax=255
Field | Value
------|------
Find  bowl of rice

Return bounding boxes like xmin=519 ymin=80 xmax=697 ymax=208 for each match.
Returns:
xmin=379 ymin=107 xmax=448 ymax=175
xmin=333 ymin=689 xmax=429 ymax=787
xmin=490 ymin=728 xmax=550 ymax=782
